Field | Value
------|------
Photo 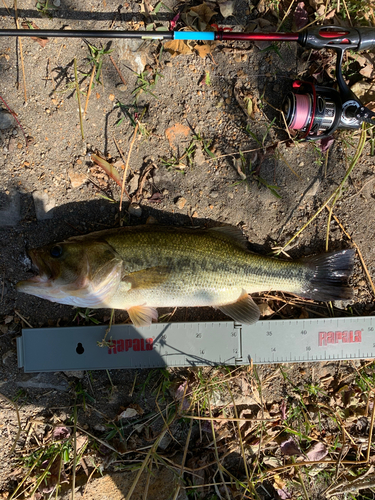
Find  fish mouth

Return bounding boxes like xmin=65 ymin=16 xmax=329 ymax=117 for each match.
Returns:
xmin=17 ymin=249 xmax=52 ymax=287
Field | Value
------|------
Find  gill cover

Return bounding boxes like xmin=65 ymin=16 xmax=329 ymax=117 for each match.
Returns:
xmin=17 ymin=239 xmax=123 ymax=308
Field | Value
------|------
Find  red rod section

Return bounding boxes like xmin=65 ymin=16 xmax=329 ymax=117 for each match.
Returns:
xmin=215 ymin=31 xmax=300 ymax=41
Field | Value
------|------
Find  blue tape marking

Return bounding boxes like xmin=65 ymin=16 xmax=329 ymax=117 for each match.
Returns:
xmin=174 ymin=31 xmax=215 ymax=41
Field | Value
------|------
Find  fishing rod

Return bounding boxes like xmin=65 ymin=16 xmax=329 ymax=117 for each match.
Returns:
xmin=2 ymin=25 xmax=375 ymax=139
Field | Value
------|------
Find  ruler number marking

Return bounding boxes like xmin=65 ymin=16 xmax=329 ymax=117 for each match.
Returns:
xmin=266 ymin=331 xmax=273 ymax=336
xmin=301 ymin=330 xmax=307 ymax=335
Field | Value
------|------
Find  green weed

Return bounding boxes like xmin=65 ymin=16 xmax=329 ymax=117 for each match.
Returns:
xmin=74 ymin=381 xmax=96 ymax=411
xmin=73 ymin=307 xmax=100 ymax=325
xmin=132 ymin=67 xmax=163 ymax=102
xmin=84 ymin=41 xmax=113 ymax=86
xmin=35 ymin=0 xmax=56 ymax=18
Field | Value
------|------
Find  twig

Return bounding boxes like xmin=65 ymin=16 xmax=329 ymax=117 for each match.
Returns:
xmin=0 ymin=393 xmax=21 ymax=454
xmin=346 ymin=176 xmax=375 ymax=200
xmin=71 ymin=406 xmax=77 ymax=500
xmin=83 ymin=65 xmax=96 ymax=118
xmin=14 ymin=310 xmax=33 ymax=328
xmin=1 ymin=0 xmax=10 ymax=14
xmin=251 ymin=367 xmax=265 ymax=483
xmin=326 ymin=208 xmax=375 ymax=298
xmin=0 ymin=94 xmax=28 ymax=147
xmin=109 ymin=55 xmax=127 ymax=87
xmin=182 ymin=414 xmax=276 ymax=422
xmin=366 ymin=390 xmax=375 ymax=463
xmin=295 ymin=459 xmax=310 ymax=500
xmin=124 ymin=427 xmax=167 ymax=500
xmin=276 ymin=0 xmax=295 ymax=32
xmin=74 ymin=57 xmax=84 ymax=140
xmin=226 ymin=380 xmax=260 ymax=500
xmin=119 ymin=122 xmax=139 ymax=213
xmin=113 ymin=137 xmax=127 ymax=167
xmin=208 ymin=399 xmax=231 ymax=500
xmin=14 ymin=0 xmax=27 ymax=102
xmin=341 ymin=0 xmax=353 ymax=26
xmin=278 ymin=123 xmax=367 ymax=254
xmin=171 ymin=418 xmax=193 ymax=500
xmin=325 ymin=187 xmax=341 ymax=251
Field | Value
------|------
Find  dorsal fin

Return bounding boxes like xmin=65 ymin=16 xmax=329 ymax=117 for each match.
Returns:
xmin=208 ymin=226 xmax=248 ymax=250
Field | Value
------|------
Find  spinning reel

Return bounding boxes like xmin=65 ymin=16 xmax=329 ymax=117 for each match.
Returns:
xmin=282 ymin=26 xmax=375 ymax=140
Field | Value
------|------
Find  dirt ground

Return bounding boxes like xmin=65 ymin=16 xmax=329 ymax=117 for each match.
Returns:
xmin=1 ymin=0 xmax=375 ymax=498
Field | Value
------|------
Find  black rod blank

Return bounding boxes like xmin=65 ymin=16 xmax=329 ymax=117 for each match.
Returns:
xmin=0 ymin=29 xmax=175 ymax=39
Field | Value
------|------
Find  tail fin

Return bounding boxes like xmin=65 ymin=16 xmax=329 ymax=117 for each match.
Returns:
xmin=301 ymin=249 xmax=355 ymax=302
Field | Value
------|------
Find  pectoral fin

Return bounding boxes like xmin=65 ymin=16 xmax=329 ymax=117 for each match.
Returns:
xmin=127 ymin=305 xmax=158 ymax=327
xmin=122 ymin=266 xmax=170 ymax=289
xmin=217 ymin=290 xmax=260 ymax=324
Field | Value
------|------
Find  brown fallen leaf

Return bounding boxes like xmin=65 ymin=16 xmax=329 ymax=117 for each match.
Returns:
xmin=164 ymin=39 xmax=193 ymax=57
xmin=306 ymin=442 xmax=328 ymax=461
xmin=21 ymin=21 xmax=49 ymax=48
xmin=91 ymin=154 xmax=122 ymax=187
xmin=190 ymin=2 xmax=218 ymax=23
xmin=195 ymin=43 xmax=212 ymax=58
xmin=218 ymin=0 xmax=235 ymax=18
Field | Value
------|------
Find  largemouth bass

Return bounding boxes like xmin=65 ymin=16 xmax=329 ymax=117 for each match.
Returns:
xmin=17 ymin=225 xmax=355 ymax=327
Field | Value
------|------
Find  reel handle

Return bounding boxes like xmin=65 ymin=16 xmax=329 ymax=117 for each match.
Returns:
xmin=299 ymin=28 xmax=375 ymax=128
xmin=299 ymin=26 xmax=375 ymax=52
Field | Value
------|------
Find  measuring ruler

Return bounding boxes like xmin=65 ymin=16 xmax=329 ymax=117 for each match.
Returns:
xmin=16 ymin=316 xmax=375 ymax=372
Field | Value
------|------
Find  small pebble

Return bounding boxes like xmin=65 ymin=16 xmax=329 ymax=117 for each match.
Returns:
xmin=128 ymin=203 xmax=142 ymax=217
xmin=175 ymin=196 xmax=187 ymax=210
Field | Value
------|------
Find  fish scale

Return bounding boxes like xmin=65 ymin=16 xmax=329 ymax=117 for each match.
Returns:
xmin=105 ymin=229 xmax=309 ymax=309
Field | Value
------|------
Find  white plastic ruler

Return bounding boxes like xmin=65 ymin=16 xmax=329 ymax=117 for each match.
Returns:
xmin=16 ymin=316 xmax=375 ymax=372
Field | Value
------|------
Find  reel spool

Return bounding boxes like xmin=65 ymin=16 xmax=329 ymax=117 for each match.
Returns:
xmin=283 ymin=80 xmax=362 ymax=140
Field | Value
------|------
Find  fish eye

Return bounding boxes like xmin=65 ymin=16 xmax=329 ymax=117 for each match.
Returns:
xmin=50 ymin=245 xmax=63 ymax=258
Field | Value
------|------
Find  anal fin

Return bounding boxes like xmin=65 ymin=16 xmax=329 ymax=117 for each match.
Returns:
xmin=217 ymin=290 xmax=260 ymax=324
xmin=127 ymin=305 xmax=158 ymax=327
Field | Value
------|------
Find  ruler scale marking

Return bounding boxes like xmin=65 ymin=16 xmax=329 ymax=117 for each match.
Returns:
xmin=16 ymin=316 xmax=375 ymax=372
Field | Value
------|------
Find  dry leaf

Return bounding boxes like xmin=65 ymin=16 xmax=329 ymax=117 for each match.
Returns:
xmin=175 ymin=381 xmax=191 ymax=410
xmin=319 ymin=136 xmax=334 ymax=153
xmin=263 ymin=456 xmax=282 ymax=468
xmin=91 ymin=154 xmax=122 ymax=187
xmin=294 ymin=2 xmax=309 ymax=30
xmin=190 ymin=2 xmax=218 ymax=23
xmin=306 ymin=442 xmax=328 ymax=461
xmin=258 ymin=302 xmax=274 ymax=317
xmin=52 ymin=427 xmax=71 ymax=440
xmin=164 ymin=39 xmax=193 ymax=57
xmin=21 ymin=21 xmax=49 ymax=47
xmin=118 ymin=408 xmax=138 ymax=419
xmin=195 ymin=43 xmax=212 ymax=58
xmin=273 ymin=474 xmax=286 ymax=490
xmin=218 ymin=0 xmax=234 ymax=18
xmin=244 ymin=95 xmax=259 ymax=119
xmin=351 ymin=81 xmax=375 ymax=104
xmin=280 ymin=436 xmax=303 ymax=456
